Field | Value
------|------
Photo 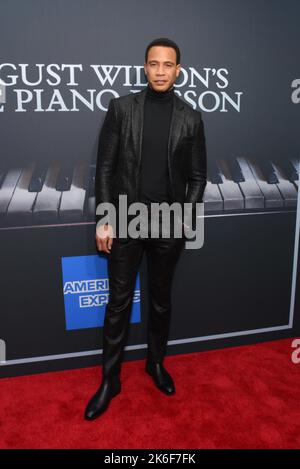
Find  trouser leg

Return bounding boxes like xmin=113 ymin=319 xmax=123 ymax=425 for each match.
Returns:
xmin=145 ymin=236 xmax=185 ymax=363
xmin=102 ymin=236 xmax=144 ymax=378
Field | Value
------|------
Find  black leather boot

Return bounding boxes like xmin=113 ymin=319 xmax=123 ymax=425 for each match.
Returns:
xmin=145 ymin=361 xmax=175 ymax=395
xmin=84 ymin=375 xmax=121 ymax=420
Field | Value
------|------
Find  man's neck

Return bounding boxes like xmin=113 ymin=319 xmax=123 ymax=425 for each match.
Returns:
xmin=146 ymin=83 xmax=174 ymax=100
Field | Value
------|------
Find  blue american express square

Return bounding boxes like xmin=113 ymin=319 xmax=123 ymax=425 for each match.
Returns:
xmin=61 ymin=255 xmax=141 ymax=330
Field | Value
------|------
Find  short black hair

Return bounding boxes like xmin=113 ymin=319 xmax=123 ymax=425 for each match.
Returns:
xmin=145 ymin=37 xmax=181 ymax=65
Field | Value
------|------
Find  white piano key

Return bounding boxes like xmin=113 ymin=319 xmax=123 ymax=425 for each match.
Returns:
xmin=6 ymin=163 xmax=37 ymax=222
xmin=203 ymin=180 xmax=223 ymax=212
xmin=247 ymin=160 xmax=284 ymax=208
xmin=0 ymin=168 xmax=22 ymax=215
xmin=33 ymin=161 xmax=62 ymax=222
xmin=270 ymin=161 xmax=298 ymax=207
xmin=217 ymin=159 xmax=244 ymax=211
xmin=237 ymin=157 xmax=264 ymax=209
xmin=59 ymin=159 xmax=89 ymax=221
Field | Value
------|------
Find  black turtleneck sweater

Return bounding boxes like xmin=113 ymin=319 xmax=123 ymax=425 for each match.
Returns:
xmin=139 ymin=84 xmax=174 ymax=205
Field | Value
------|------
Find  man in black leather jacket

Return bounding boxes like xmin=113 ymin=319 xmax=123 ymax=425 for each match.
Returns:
xmin=85 ymin=37 xmax=207 ymax=420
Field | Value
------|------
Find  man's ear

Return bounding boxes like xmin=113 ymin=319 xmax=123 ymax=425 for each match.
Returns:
xmin=176 ymin=64 xmax=181 ymax=77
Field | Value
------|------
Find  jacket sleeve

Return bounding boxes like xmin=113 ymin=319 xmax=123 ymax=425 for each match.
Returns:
xmin=95 ymin=98 xmax=120 ymax=223
xmin=184 ymin=111 xmax=207 ymax=230
xmin=185 ymin=111 xmax=207 ymax=204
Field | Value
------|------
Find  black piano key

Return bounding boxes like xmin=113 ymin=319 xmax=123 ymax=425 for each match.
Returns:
xmin=0 ymin=162 xmax=7 ymax=188
xmin=59 ymin=159 xmax=89 ymax=221
xmin=247 ymin=160 xmax=284 ymax=208
xmin=28 ymin=161 xmax=48 ymax=192
xmin=33 ymin=161 xmax=62 ymax=222
xmin=208 ymin=161 xmax=223 ymax=184
xmin=216 ymin=159 xmax=245 ymax=211
xmin=236 ymin=157 xmax=264 ymax=209
xmin=227 ymin=158 xmax=245 ymax=183
xmin=279 ymin=159 xmax=298 ymax=183
xmin=259 ymin=160 xmax=279 ymax=184
xmin=56 ymin=161 xmax=74 ymax=191
xmin=270 ymin=161 xmax=298 ymax=207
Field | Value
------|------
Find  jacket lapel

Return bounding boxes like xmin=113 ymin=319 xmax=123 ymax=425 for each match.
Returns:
xmin=131 ymin=89 xmax=146 ymax=169
xmin=168 ymin=93 xmax=185 ymax=158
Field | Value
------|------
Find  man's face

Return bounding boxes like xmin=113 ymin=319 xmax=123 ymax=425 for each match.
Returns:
xmin=144 ymin=46 xmax=181 ymax=92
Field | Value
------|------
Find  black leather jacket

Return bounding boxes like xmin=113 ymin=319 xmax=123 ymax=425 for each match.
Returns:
xmin=95 ymin=88 xmax=207 ymax=220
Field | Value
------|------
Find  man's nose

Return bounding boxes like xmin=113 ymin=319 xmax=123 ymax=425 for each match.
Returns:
xmin=156 ymin=65 xmax=165 ymax=75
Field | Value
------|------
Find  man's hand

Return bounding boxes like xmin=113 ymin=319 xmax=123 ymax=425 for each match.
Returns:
xmin=95 ymin=223 xmax=114 ymax=253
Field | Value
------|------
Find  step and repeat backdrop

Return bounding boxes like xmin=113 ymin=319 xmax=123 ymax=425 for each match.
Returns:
xmin=0 ymin=0 xmax=299 ymax=377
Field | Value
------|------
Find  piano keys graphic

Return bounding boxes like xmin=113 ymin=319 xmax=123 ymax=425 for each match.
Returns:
xmin=0 ymin=156 xmax=298 ymax=229
xmin=0 ymin=159 xmax=95 ymax=228
xmin=204 ymin=157 xmax=298 ymax=212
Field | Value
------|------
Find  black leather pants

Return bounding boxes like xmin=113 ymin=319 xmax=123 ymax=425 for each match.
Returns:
xmin=101 ymin=219 xmax=185 ymax=378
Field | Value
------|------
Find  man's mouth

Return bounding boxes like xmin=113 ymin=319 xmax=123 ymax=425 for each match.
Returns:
xmin=154 ymin=80 xmax=167 ymax=85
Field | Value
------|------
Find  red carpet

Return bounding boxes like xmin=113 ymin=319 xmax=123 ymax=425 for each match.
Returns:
xmin=1 ymin=338 xmax=300 ymax=449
